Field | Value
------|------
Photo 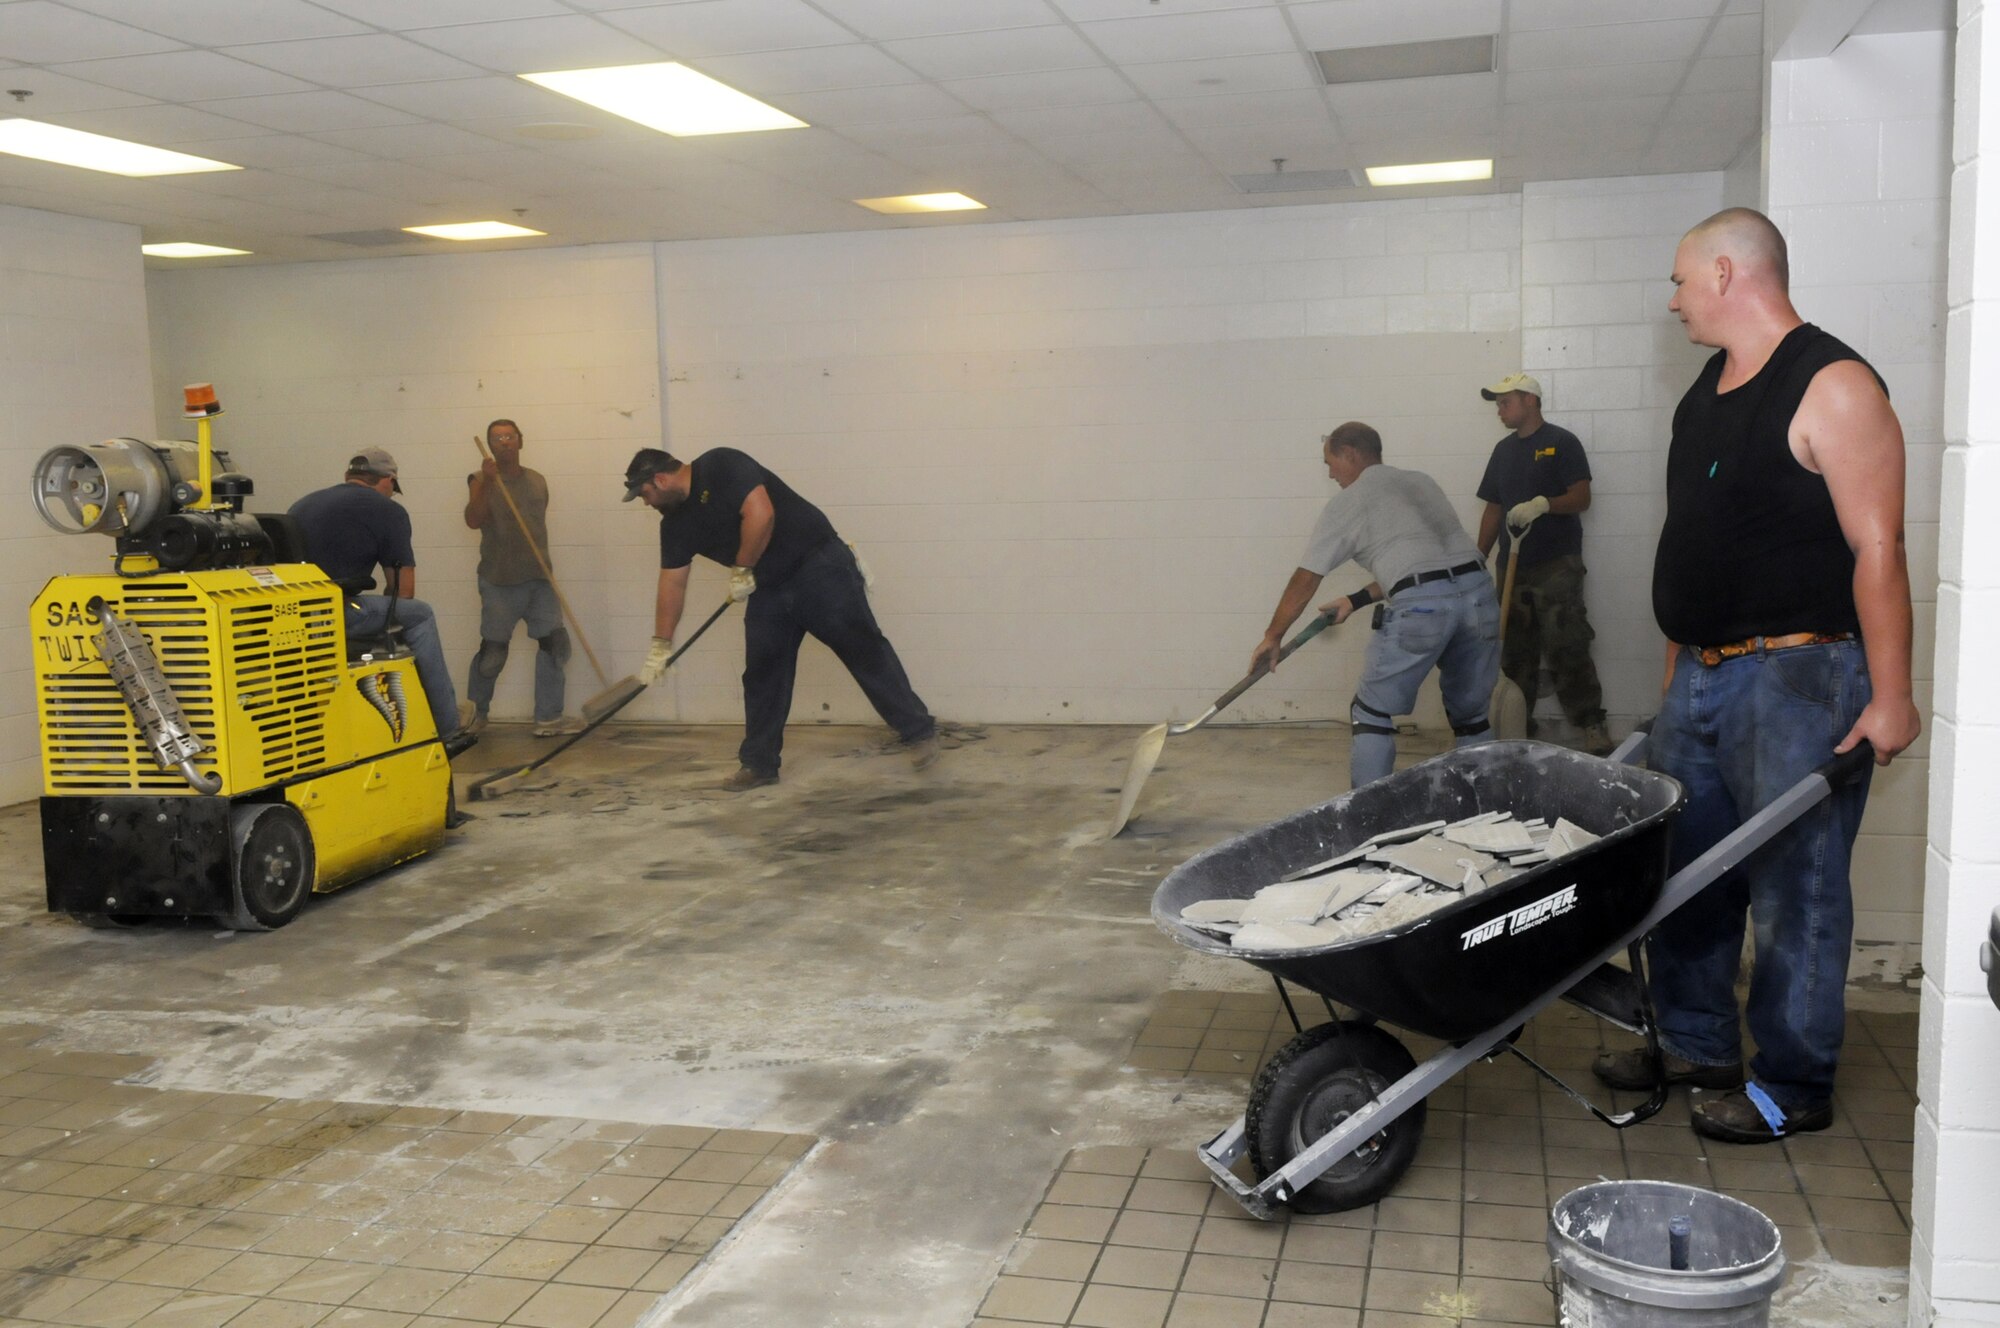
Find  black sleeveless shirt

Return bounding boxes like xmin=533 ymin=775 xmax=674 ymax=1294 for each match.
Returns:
xmin=1652 ymin=324 xmax=1885 ymax=645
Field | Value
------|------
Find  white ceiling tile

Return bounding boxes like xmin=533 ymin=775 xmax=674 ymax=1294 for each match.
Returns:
xmin=1508 ymin=0 xmax=1725 ymax=31
xmin=1501 ymin=60 xmax=1687 ymax=102
xmin=1077 ymin=8 xmax=1296 ymax=64
xmin=942 ymin=67 xmax=1138 ymax=112
xmin=0 ymin=1 xmax=184 ymax=63
xmin=741 ymin=81 xmax=967 ymax=125
xmin=696 ymin=43 xmax=923 ymax=94
xmin=840 ymin=115 xmax=1024 ymax=154
xmin=356 ymin=75 xmax=568 ymax=120
xmin=1665 ymin=87 xmax=1760 ymax=124
xmin=1177 ymin=118 xmax=1346 ymax=161
xmin=227 ymin=35 xmax=488 ymax=87
xmin=1287 ymin=0 xmax=1502 ymax=50
xmin=1508 ymin=95 xmax=1671 ymax=131
xmin=311 ymin=0 xmax=571 ymax=25
xmin=601 ymin=0 xmax=857 ymax=58
xmin=59 ymin=0 xmax=371 ymax=45
xmin=49 ymin=102 xmax=273 ymax=144
xmin=0 ymin=66 xmax=155 ymax=113
xmin=191 ymin=90 xmax=422 ymax=133
xmin=882 ymin=26 xmax=1103 ymax=80
xmin=988 ymin=100 xmax=1171 ymax=140
xmin=167 ymin=133 xmax=374 ymax=169
xmin=307 ymin=121 xmax=513 ymax=158
xmin=51 ymin=50 xmax=318 ymax=100
xmin=1050 ymin=0 xmax=1276 ymax=20
xmin=1028 ymin=122 xmax=1197 ymax=167
xmin=1681 ymin=54 xmax=1762 ymax=92
xmin=1154 ymin=88 xmax=1330 ymax=129
xmin=1122 ymin=52 xmax=1318 ymax=100
xmin=1324 ymin=70 xmax=1498 ymax=117
xmin=807 ymin=0 xmax=1060 ymax=41
xmin=405 ymin=14 xmax=666 ymax=73
xmin=1505 ymin=18 xmax=1712 ymax=69
xmin=1702 ymin=12 xmax=1764 ymax=56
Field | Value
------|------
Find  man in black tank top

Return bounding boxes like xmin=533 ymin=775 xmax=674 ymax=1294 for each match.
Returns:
xmin=1591 ymin=208 xmax=1920 ymax=1145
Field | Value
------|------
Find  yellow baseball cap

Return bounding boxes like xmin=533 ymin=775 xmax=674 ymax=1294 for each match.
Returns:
xmin=1480 ymin=372 xmax=1543 ymax=401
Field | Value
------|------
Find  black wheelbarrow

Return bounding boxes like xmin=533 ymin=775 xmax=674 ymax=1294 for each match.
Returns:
xmin=1151 ymin=736 xmax=1874 ymax=1216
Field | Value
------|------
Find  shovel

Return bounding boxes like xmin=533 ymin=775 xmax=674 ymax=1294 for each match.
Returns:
xmin=1488 ymin=518 xmax=1535 ymax=740
xmin=470 ymin=435 xmax=629 ymax=724
xmin=466 ymin=599 xmax=732 ymax=801
xmin=1106 ymin=612 xmax=1338 ymax=840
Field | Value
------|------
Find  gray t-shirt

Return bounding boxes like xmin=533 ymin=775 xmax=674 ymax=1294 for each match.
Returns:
xmin=1299 ymin=463 xmax=1482 ymax=592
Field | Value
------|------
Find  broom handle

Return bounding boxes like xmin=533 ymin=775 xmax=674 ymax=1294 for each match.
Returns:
xmin=473 ymin=435 xmax=610 ymax=689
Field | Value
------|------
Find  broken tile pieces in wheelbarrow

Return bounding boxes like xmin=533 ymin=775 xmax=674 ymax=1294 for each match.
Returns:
xmin=1278 ymin=842 xmax=1377 ymax=881
xmin=1549 ymin=817 xmax=1601 ymax=857
xmin=1362 ymin=819 xmax=1447 ymax=848
xmin=1230 ymin=919 xmax=1343 ymax=951
xmin=1441 ymin=816 xmax=1538 ymax=854
xmin=1238 ymin=878 xmax=1342 ymax=926
xmin=1369 ymin=835 xmax=1497 ymax=886
xmin=1180 ymin=899 xmax=1246 ymax=925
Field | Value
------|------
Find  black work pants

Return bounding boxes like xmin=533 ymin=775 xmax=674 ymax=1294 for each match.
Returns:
xmin=739 ymin=543 xmax=934 ymax=776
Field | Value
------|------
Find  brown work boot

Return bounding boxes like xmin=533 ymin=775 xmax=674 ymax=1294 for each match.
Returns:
xmin=907 ymin=733 xmax=941 ymax=771
xmin=720 ymin=766 xmax=778 ymax=793
xmin=1691 ymin=1089 xmax=1833 ymax=1144
xmin=1592 ymin=1046 xmax=1744 ymax=1092
xmin=1581 ymin=722 xmax=1615 ymax=756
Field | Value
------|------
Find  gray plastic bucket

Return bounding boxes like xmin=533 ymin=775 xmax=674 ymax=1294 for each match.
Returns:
xmin=1548 ymin=1181 xmax=1788 ymax=1328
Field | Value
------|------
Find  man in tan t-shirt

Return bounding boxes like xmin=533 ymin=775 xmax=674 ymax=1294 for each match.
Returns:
xmin=462 ymin=419 xmax=581 ymax=736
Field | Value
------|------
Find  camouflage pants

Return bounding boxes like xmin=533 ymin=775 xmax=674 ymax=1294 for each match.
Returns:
xmin=1501 ymin=553 xmax=1605 ymax=729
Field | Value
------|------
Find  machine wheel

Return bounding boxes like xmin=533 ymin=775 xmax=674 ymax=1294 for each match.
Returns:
xmin=1246 ymin=1021 xmax=1424 ymax=1213
xmin=222 ymin=803 xmax=314 ymax=931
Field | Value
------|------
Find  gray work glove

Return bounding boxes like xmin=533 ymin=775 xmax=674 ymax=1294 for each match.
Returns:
xmin=639 ymin=636 xmax=674 ymax=686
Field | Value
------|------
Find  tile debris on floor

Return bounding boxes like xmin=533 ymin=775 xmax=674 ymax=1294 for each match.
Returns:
xmin=0 ymin=1025 xmax=810 ymax=1326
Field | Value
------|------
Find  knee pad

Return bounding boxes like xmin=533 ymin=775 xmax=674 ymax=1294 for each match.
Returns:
xmin=536 ymin=627 xmax=571 ymax=666
xmin=1350 ymin=695 xmax=1396 ymax=737
xmin=474 ymin=639 xmax=510 ymax=680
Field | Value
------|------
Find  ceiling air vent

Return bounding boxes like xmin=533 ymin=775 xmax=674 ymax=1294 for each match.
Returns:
xmin=1316 ymin=35 xmax=1495 ymax=85
xmin=312 ymin=229 xmax=417 ymax=247
xmin=1231 ymin=168 xmax=1359 ymax=194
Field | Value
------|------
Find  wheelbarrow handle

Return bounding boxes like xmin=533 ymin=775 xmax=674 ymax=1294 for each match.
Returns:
xmin=1214 ymin=613 xmax=1337 ymax=710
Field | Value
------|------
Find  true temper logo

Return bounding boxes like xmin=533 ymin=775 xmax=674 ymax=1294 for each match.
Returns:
xmin=1460 ymin=884 xmax=1578 ymax=950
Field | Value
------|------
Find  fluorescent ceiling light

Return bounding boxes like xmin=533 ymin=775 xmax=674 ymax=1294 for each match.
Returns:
xmin=1365 ymin=159 xmax=1493 ymax=187
xmin=0 ymin=119 xmax=239 ymax=177
xmin=142 ymin=243 xmax=250 ymax=258
xmin=1317 ymin=36 xmax=1495 ymax=85
xmin=854 ymin=192 xmax=986 ymax=214
xmin=403 ymin=221 xmax=547 ymax=241
xmin=521 ymin=62 xmax=805 ymax=137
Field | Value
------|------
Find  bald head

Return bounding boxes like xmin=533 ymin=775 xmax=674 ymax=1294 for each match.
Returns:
xmin=1681 ymin=207 xmax=1790 ymax=291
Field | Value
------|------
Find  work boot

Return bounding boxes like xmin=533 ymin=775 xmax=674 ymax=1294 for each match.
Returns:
xmin=1581 ymin=722 xmax=1615 ymax=756
xmin=532 ymin=715 xmax=586 ymax=737
xmin=464 ymin=708 xmax=489 ymax=738
xmin=1691 ymin=1089 xmax=1834 ymax=1144
xmin=720 ymin=766 xmax=778 ymax=793
xmin=1592 ymin=1046 xmax=1744 ymax=1092
xmin=907 ymin=733 xmax=941 ymax=771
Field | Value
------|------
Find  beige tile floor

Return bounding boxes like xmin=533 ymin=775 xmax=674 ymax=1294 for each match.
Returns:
xmin=994 ymin=990 xmax=1917 ymax=1327
xmin=0 ymin=1024 xmax=811 ymax=1327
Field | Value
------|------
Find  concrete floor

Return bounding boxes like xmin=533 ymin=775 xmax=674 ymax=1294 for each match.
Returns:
xmin=0 ymin=722 xmax=1916 ymax=1327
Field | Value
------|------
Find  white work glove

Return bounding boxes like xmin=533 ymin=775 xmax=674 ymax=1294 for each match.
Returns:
xmin=728 ymin=565 xmax=757 ymax=602
xmin=638 ymin=636 xmax=674 ymax=686
xmin=1506 ymin=495 xmax=1550 ymax=535
xmin=846 ymin=541 xmax=875 ymax=591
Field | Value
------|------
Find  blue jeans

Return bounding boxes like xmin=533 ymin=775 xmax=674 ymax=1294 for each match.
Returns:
xmin=347 ymin=595 xmax=461 ymax=739
xmin=1351 ymin=571 xmax=1500 ymax=786
xmin=741 ymin=543 xmax=933 ymax=776
xmin=1646 ymin=641 xmax=1872 ymax=1108
xmin=468 ymin=577 xmax=566 ymax=723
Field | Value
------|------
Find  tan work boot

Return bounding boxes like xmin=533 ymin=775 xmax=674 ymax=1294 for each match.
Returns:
xmin=907 ymin=734 xmax=941 ymax=771
xmin=532 ymin=715 xmax=586 ymax=737
xmin=720 ymin=766 xmax=778 ymax=792
xmin=1581 ymin=722 xmax=1615 ymax=756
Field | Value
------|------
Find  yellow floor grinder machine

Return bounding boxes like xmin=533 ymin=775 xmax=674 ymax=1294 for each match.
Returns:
xmin=29 ymin=385 xmax=452 ymax=930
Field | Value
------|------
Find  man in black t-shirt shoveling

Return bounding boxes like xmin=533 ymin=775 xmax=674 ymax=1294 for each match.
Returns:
xmin=622 ymin=447 xmax=938 ymax=791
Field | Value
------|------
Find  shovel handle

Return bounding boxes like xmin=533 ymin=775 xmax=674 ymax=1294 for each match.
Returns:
xmin=1819 ymin=740 xmax=1876 ymax=786
xmin=1215 ymin=613 xmax=1336 ymax=710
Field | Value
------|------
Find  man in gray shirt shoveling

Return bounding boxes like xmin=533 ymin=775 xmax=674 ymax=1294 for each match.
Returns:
xmin=1252 ymin=421 xmax=1501 ymax=789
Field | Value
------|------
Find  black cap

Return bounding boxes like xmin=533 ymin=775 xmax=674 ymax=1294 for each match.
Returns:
xmin=622 ymin=448 xmax=675 ymax=502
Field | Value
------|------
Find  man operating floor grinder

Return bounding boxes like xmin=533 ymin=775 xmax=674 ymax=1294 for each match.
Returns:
xmin=29 ymin=385 xmax=461 ymax=931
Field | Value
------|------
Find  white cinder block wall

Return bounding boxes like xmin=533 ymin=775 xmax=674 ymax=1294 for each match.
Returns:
xmin=0 ymin=204 xmax=156 ymax=807
xmin=1919 ymin=1 xmax=2000 ymax=1320
xmin=146 ymin=244 xmax=665 ymax=725
xmin=1517 ymin=172 xmax=1728 ymax=729
xmin=1766 ymin=28 xmax=1951 ymax=977
xmin=651 ymin=197 xmax=1523 ymax=731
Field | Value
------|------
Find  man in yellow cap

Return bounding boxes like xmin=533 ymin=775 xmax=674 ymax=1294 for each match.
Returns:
xmin=1474 ymin=372 xmax=1612 ymax=754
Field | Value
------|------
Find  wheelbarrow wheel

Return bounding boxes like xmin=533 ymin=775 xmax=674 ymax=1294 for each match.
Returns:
xmin=1246 ymin=1021 xmax=1424 ymax=1213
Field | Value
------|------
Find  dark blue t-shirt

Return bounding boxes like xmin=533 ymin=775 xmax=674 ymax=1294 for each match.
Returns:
xmin=288 ymin=482 xmax=415 ymax=595
xmin=1475 ymin=422 xmax=1591 ymax=568
xmin=656 ymin=448 xmax=837 ymax=586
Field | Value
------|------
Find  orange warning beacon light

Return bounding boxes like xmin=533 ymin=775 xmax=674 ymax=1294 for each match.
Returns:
xmin=182 ymin=383 xmax=221 ymax=417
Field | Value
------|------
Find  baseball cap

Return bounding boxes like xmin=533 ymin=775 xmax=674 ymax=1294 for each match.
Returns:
xmin=348 ymin=447 xmax=402 ymax=493
xmin=1480 ymin=372 xmax=1543 ymax=401
xmin=622 ymin=448 xmax=676 ymax=501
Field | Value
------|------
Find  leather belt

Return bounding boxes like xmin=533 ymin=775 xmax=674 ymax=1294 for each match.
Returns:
xmin=1389 ymin=560 xmax=1484 ymax=597
xmin=1692 ymin=632 xmax=1854 ymax=668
